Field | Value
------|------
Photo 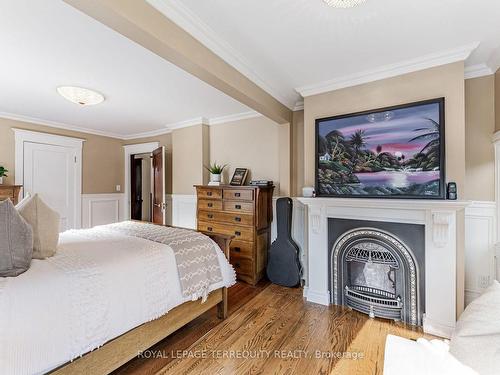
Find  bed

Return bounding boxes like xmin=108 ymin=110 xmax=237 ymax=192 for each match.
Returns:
xmin=0 ymin=222 xmax=236 ymax=375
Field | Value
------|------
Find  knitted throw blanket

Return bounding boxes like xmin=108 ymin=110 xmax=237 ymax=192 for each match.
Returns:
xmin=102 ymin=221 xmax=223 ymax=301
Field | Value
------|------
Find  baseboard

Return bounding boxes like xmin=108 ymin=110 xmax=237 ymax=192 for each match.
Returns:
xmin=422 ymin=315 xmax=455 ymax=338
xmin=303 ymin=287 xmax=330 ymax=306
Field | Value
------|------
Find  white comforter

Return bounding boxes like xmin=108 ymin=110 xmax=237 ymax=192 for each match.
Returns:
xmin=0 ymin=226 xmax=236 ymax=375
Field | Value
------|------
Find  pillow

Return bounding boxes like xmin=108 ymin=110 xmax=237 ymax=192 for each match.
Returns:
xmin=450 ymin=280 xmax=500 ymax=375
xmin=16 ymin=194 xmax=60 ymax=259
xmin=384 ymin=334 xmax=477 ymax=375
xmin=0 ymin=199 xmax=33 ymax=277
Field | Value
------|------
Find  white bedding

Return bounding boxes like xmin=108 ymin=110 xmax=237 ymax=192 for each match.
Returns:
xmin=0 ymin=226 xmax=236 ymax=375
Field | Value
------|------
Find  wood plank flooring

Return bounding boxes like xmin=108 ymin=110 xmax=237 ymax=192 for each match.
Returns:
xmin=114 ymin=282 xmax=432 ymax=375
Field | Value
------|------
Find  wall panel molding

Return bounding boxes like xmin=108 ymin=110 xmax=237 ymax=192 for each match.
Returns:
xmin=81 ymin=193 xmax=125 ymax=228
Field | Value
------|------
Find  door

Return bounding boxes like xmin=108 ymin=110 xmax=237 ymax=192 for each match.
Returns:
xmin=152 ymin=146 xmax=166 ymax=225
xmin=23 ymin=142 xmax=77 ymax=231
xmin=130 ymin=157 xmax=143 ymax=220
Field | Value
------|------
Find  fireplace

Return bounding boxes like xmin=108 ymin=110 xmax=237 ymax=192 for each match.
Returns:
xmin=329 ymin=219 xmax=425 ymax=326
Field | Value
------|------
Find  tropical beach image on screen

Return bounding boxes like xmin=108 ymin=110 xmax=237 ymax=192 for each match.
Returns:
xmin=316 ymin=99 xmax=444 ymax=198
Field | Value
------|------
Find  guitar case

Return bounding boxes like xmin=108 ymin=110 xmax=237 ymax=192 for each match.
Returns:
xmin=266 ymin=197 xmax=302 ymax=287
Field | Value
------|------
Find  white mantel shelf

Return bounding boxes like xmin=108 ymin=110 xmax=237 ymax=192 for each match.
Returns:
xmin=297 ymin=196 xmax=468 ymax=338
xmin=297 ymin=197 xmax=470 ymax=210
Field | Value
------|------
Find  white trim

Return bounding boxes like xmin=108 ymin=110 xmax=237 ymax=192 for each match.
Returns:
xmin=1 ymin=110 xmax=266 ymax=141
xmin=464 ymin=63 xmax=494 ymax=79
xmin=123 ymin=142 xmax=160 ymax=220
xmin=293 ymin=101 xmax=304 ymax=112
xmin=13 ymin=128 xmax=83 ymax=229
xmin=2 ymin=111 xmax=124 ymax=139
xmin=295 ymin=42 xmax=480 ymax=97
xmin=208 ymin=111 xmax=261 ymax=125
xmin=170 ymin=194 xmax=197 ymax=229
xmin=146 ymin=0 xmax=298 ymax=109
xmin=81 ymin=193 xmax=125 ymax=228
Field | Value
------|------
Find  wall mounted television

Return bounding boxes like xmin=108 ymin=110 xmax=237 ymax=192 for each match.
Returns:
xmin=315 ymin=98 xmax=445 ymax=199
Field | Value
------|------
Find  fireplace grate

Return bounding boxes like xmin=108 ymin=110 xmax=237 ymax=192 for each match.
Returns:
xmin=345 ymin=285 xmax=402 ymax=320
xmin=345 ymin=243 xmax=399 ymax=268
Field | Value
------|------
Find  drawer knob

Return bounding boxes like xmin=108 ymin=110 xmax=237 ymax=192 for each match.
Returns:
xmin=235 ymin=204 xmax=241 ymax=209
xmin=207 ymin=192 xmax=213 ymax=196
xmin=235 ymin=217 xmax=241 ymax=222
xmin=207 ymin=227 xmax=213 ymax=232
xmin=207 ymin=214 xmax=214 ymax=219
xmin=235 ymin=231 xmax=241 ymax=236
xmin=235 ymin=192 xmax=241 ymax=197
xmin=234 ymin=262 xmax=241 ymax=268
xmin=234 ymin=247 xmax=241 ymax=252
xmin=208 ymin=203 xmax=213 ymax=207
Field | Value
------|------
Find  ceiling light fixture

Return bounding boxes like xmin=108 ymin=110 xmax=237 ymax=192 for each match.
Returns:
xmin=323 ymin=0 xmax=367 ymax=8
xmin=57 ymin=86 xmax=105 ymax=106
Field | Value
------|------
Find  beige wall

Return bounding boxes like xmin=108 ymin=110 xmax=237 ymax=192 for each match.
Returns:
xmin=0 ymin=118 xmax=123 ymax=194
xmin=122 ymin=133 xmax=173 ymax=194
xmin=172 ymin=124 xmax=209 ymax=194
xmin=303 ymin=62 xmax=466 ymax=196
xmin=209 ymin=116 xmax=280 ymax=190
xmin=292 ymin=110 xmax=305 ymax=196
xmin=465 ymin=75 xmax=496 ymax=201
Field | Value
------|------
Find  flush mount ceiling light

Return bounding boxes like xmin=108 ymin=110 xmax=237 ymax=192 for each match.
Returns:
xmin=323 ymin=0 xmax=367 ymax=8
xmin=57 ymin=86 xmax=105 ymax=106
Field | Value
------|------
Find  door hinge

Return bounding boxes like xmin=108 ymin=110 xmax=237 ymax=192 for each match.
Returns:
xmin=74 ymin=156 xmax=77 ymax=163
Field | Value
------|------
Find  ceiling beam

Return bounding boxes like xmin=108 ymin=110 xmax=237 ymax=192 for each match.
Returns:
xmin=63 ymin=0 xmax=292 ymax=124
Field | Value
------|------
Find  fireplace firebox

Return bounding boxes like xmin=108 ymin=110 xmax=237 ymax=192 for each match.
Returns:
xmin=329 ymin=219 xmax=425 ymax=326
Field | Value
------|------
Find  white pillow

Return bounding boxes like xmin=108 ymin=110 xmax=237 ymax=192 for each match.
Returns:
xmin=450 ymin=281 xmax=500 ymax=375
xmin=16 ymin=194 xmax=60 ymax=259
xmin=384 ymin=334 xmax=477 ymax=375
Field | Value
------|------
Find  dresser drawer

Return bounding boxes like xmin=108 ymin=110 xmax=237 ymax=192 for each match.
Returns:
xmin=198 ymin=221 xmax=254 ymax=242
xmin=230 ymin=255 xmax=253 ymax=278
xmin=223 ymin=189 xmax=253 ymax=201
xmin=198 ymin=210 xmax=254 ymax=226
xmin=197 ymin=188 xmax=222 ymax=200
xmin=198 ymin=199 xmax=222 ymax=211
xmin=223 ymin=200 xmax=254 ymax=213
xmin=230 ymin=240 xmax=254 ymax=259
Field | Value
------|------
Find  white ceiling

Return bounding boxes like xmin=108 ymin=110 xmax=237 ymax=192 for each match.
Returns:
xmin=0 ymin=0 xmax=252 ymax=139
xmin=152 ymin=0 xmax=500 ymax=106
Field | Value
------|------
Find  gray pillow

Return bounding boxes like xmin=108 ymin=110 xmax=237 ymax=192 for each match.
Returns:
xmin=0 ymin=199 xmax=33 ymax=277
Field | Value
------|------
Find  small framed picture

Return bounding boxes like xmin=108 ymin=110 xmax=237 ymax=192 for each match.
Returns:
xmin=230 ymin=168 xmax=249 ymax=186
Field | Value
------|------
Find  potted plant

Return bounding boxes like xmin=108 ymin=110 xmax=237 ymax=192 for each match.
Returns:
xmin=205 ymin=162 xmax=227 ymax=185
xmin=0 ymin=166 xmax=8 ymax=185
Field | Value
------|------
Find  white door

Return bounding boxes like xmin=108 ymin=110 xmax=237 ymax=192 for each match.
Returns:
xmin=23 ymin=142 xmax=77 ymax=231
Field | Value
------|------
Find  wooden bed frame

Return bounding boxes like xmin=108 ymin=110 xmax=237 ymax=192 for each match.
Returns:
xmin=49 ymin=231 xmax=233 ymax=375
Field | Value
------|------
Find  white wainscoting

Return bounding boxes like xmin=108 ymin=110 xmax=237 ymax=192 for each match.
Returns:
xmin=81 ymin=194 xmax=125 ymax=229
xmin=464 ymin=201 xmax=497 ymax=305
xmin=169 ymin=194 xmax=197 ymax=229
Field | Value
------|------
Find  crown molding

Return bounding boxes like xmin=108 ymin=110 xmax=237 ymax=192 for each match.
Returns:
xmin=295 ymin=42 xmax=480 ymax=97
xmin=120 ymin=127 xmax=172 ymax=140
xmin=164 ymin=116 xmax=209 ymax=131
xmin=208 ymin=111 xmax=261 ymax=125
xmin=146 ymin=0 xmax=297 ymax=109
xmin=464 ymin=63 xmax=494 ymax=79
xmin=0 ymin=111 xmax=124 ymax=139
xmin=293 ymin=100 xmax=304 ymax=111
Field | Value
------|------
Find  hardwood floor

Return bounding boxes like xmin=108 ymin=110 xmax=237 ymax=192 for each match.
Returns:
xmin=114 ymin=282 xmax=431 ymax=375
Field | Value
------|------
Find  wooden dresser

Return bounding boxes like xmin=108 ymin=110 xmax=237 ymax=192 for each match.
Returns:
xmin=0 ymin=185 xmax=22 ymax=205
xmin=195 ymin=185 xmax=274 ymax=285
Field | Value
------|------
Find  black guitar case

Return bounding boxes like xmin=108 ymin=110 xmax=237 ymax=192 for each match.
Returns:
xmin=266 ymin=197 xmax=302 ymax=287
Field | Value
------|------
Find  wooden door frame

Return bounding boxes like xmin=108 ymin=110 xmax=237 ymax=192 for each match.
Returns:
xmin=123 ymin=142 xmax=159 ymax=220
xmin=13 ymin=128 xmax=84 ymax=229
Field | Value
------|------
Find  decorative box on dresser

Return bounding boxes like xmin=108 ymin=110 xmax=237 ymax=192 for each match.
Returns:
xmin=195 ymin=185 xmax=274 ymax=285
xmin=0 ymin=185 xmax=22 ymax=205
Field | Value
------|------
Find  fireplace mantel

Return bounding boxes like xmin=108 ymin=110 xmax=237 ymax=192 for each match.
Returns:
xmin=297 ymin=197 xmax=469 ymax=338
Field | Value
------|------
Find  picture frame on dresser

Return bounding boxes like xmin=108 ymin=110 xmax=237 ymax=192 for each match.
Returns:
xmin=229 ymin=168 xmax=249 ymax=186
